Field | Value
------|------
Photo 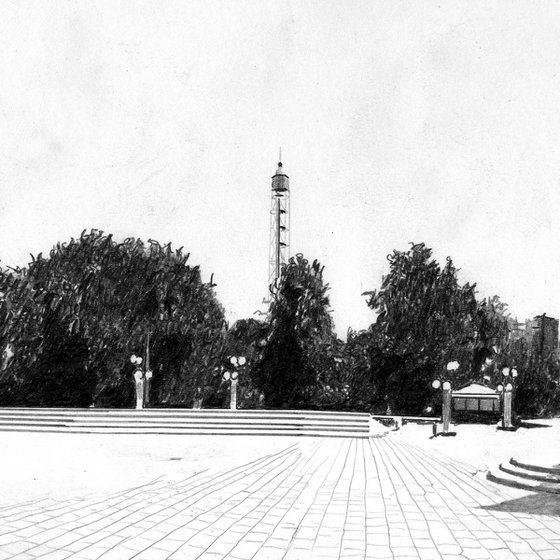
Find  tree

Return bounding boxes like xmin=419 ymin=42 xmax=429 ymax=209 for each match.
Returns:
xmin=471 ymin=295 xmax=510 ymax=376
xmin=515 ymin=354 xmax=560 ymax=417
xmin=251 ymin=254 xmax=339 ymax=408
xmin=208 ymin=318 xmax=269 ymax=409
xmin=364 ymin=243 xmax=480 ymax=413
xmin=486 ymin=336 xmax=560 ymax=418
xmin=340 ymin=328 xmax=375 ymax=410
xmin=0 ymin=267 xmax=47 ymax=404
xmin=0 ymin=230 xmax=226 ymax=407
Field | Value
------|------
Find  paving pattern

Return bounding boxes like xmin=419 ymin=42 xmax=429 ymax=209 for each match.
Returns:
xmin=1 ymin=437 xmax=560 ymax=559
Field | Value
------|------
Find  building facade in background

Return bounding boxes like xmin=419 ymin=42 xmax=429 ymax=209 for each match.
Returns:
xmin=528 ymin=314 xmax=559 ymax=358
xmin=509 ymin=314 xmax=559 ymax=359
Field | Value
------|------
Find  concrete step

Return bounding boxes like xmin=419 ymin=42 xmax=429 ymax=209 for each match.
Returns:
xmin=0 ymin=410 xmax=368 ymax=422
xmin=0 ymin=418 xmax=369 ymax=432
xmin=0 ymin=408 xmax=371 ymax=437
xmin=0 ymin=407 xmax=369 ymax=418
xmin=0 ymin=415 xmax=369 ymax=427
xmin=510 ymin=457 xmax=560 ymax=476
xmin=487 ymin=468 xmax=560 ymax=494
xmin=499 ymin=462 xmax=560 ymax=484
xmin=0 ymin=407 xmax=368 ymax=416
xmin=0 ymin=420 xmax=368 ymax=431
xmin=0 ymin=424 xmax=369 ymax=437
xmin=0 ymin=414 xmax=368 ymax=425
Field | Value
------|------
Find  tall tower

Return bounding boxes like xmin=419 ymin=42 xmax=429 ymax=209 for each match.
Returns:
xmin=268 ymin=157 xmax=290 ymax=295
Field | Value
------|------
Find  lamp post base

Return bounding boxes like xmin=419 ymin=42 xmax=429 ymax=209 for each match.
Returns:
xmin=497 ymin=426 xmax=518 ymax=432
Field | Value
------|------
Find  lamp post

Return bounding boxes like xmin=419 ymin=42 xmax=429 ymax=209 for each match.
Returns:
xmin=223 ymin=356 xmax=246 ymax=410
xmin=144 ymin=332 xmax=153 ymax=406
xmin=130 ymin=354 xmax=144 ymax=409
xmin=497 ymin=366 xmax=518 ymax=431
xmin=432 ymin=360 xmax=459 ymax=436
xmin=130 ymin=351 xmax=152 ymax=410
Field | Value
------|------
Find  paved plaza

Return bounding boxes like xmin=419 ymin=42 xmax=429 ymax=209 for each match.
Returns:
xmin=1 ymin=433 xmax=560 ymax=560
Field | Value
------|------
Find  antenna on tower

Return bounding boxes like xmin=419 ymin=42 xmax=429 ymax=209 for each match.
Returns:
xmin=279 ymin=147 xmax=282 ymax=163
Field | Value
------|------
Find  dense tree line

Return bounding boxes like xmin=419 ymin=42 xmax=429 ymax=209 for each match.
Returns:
xmin=0 ymin=233 xmax=558 ymax=416
xmin=0 ymin=230 xmax=226 ymax=407
xmin=220 ymin=243 xmax=559 ymax=417
xmin=361 ymin=243 xmax=510 ymax=414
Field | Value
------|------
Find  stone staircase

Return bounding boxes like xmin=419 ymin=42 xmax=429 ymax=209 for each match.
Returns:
xmin=487 ymin=457 xmax=560 ymax=494
xmin=0 ymin=408 xmax=372 ymax=438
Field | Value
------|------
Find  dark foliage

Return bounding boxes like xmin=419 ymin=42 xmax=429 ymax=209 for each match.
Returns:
xmin=489 ymin=337 xmax=560 ymax=418
xmin=339 ymin=329 xmax=374 ymax=410
xmin=0 ymin=230 xmax=226 ymax=407
xmin=219 ymin=318 xmax=268 ymax=408
xmin=251 ymin=254 xmax=341 ymax=408
xmin=361 ymin=243 xmax=509 ymax=414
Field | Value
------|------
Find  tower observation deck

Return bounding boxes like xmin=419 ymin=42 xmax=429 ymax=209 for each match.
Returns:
xmin=268 ymin=160 xmax=290 ymax=296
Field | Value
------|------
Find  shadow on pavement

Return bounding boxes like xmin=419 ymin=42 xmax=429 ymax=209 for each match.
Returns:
xmin=481 ymin=493 xmax=560 ymax=516
xmin=517 ymin=421 xmax=553 ymax=429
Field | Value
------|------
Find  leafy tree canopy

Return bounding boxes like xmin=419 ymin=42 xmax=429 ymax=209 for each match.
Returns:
xmin=363 ymin=242 xmax=509 ymax=413
xmin=251 ymin=254 xmax=340 ymax=408
xmin=0 ymin=229 xmax=226 ymax=407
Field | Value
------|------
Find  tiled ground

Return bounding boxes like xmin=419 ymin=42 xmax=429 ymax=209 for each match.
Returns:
xmin=1 ymin=437 xmax=559 ymax=559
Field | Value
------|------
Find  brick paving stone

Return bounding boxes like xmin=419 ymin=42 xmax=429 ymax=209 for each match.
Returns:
xmin=6 ymin=554 xmax=36 ymax=560
xmin=487 ymin=549 xmax=522 ymax=560
xmin=502 ymin=538 xmax=538 ymax=554
xmin=392 ymin=545 xmax=422 ymax=556
xmin=59 ymin=540 xmax=89 ymax=553
xmin=0 ymin=533 xmax=24 ymax=547
xmin=416 ymin=549 xmax=442 ymax=560
xmin=461 ymin=551 xmax=492 ymax=560
xmin=527 ymin=537 xmax=558 ymax=552
xmin=38 ymin=549 xmax=74 ymax=560
xmin=0 ymin=540 xmax=36 ymax=556
xmin=128 ymin=549 xmax=169 ymax=560
xmin=1 ymin=437 xmax=560 ymax=560
xmin=68 ymin=547 xmax=111 ymax=560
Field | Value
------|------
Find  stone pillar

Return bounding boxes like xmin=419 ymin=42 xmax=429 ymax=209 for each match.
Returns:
xmin=230 ymin=378 xmax=238 ymax=410
xmin=134 ymin=369 xmax=144 ymax=410
xmin=144 ymin=370 xmax=152 ymax=407
xmin=503 ymin=385 xmax=513 ymax=429
xmin=442 ymin=383 xmax=452 ymax=434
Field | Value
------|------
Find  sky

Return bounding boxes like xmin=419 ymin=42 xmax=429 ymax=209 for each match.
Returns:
xmin=2 ymin=1 xmax=560 ymax=336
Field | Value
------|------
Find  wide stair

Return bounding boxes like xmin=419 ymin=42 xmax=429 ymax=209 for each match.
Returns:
xmin=0 ymin=408 xmax=371 ymax=438
xmin=487 ymin=458 xmax=560 ymax=494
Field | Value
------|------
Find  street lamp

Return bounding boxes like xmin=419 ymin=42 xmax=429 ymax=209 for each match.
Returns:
xmin=144 ymin=332 xmax=153 ymax=406
xmin=130 ymin=354 xmax=144 ymax=409
xmin=223 ymin=356 xmax=246 ymax=410
xmin=130 ymin=353 xmax=152 ymax=410
xmin=432 ymin=361 xmax=459 ymax=436
xmin=497 ymin=366 xmax=518 ymax=431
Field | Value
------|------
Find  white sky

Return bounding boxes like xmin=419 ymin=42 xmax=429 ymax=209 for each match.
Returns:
xmin=2 ymin=1 xmax=560 ymax=336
